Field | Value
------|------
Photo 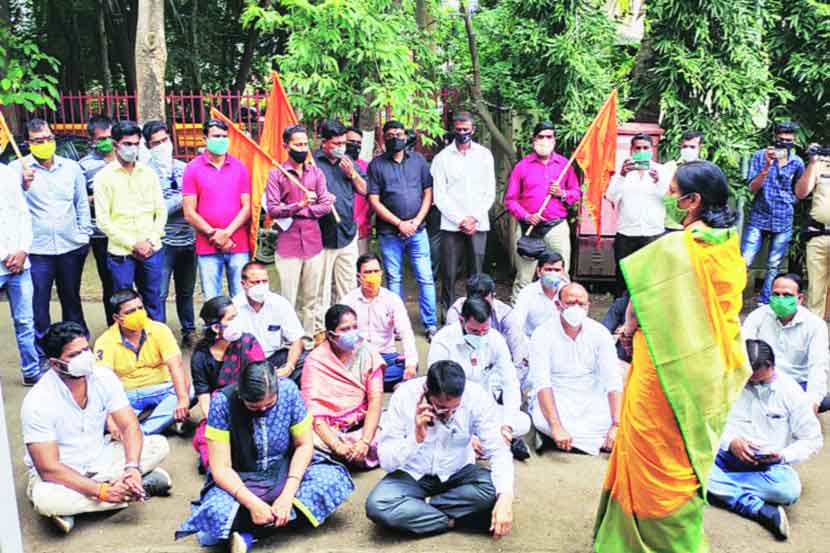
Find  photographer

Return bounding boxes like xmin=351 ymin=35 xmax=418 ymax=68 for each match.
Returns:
xmin=741 ymin=121 xmax=806 ymax=306
xmin=795 ymin=143 xmax=830 ymax=318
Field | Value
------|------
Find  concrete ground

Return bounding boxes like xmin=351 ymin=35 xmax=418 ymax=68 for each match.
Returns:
xmin=3 ymin=256 xmax=829 ymax=552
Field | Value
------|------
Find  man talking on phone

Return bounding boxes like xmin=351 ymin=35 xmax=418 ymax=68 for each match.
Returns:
xmin=366 ymin=360 xmax=514 ymax=539
xmin=707 ymin=339 xmax=822 ymax=541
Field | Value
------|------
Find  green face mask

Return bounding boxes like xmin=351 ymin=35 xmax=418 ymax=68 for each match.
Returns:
xmin=95 ymin=137 xmax=113 ymax=154
xmin=662 ymin=195 xmax=689 ymax=227
xmin=631 ymin=151 xmax=652 ymax=162
xmin=206 ymin=136 xmax=229 ymax=156
xmin=769 ymin=295 xmax=798 ymax=319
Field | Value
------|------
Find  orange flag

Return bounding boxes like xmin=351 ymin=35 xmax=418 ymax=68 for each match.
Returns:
xmin=574 ymin=89 xmax=618 ymax=236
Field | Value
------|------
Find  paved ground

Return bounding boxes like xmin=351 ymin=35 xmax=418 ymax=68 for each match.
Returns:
xmin=3 ymin=257 xmax=830 ymax=552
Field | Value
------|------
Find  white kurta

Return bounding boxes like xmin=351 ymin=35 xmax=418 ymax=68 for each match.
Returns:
xmin=529 ymin=315 xmax=622 ymax=455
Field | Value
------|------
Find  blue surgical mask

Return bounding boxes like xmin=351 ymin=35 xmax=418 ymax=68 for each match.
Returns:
xmin=334 ymin=329 xmax=361 ymax=351
xmin=464 ymin=332 xmax=483 ymax=350
xmin=540 ymin=272 xmax=562 ymax=290
xmin=751 ymin=381 xmax=772 ymax=401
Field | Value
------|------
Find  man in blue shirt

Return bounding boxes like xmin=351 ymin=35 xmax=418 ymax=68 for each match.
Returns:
xmin=743 ymin=121 xmax=806 ymax=305
xmin=79 ymin=115 xmax=117 ymax=325
xmin=143 ymin=120 xmax=197 ymax=347
xmin=11 ymin=119 xmax=92 ymax=361
xmin=368 ymin=120 xmax=438 ymax=340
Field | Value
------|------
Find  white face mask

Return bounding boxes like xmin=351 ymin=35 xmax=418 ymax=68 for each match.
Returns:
xmin=561 ymin=305 xmax=588 ymax=328
xmin=150 ymin=140 xmax=174 ymax=169
xmin=246 ymin=283 xmax=269 ymax=304
xmin=221 ymin=318 xmax=245 ymax=342
xmin=680 ymin=147 xmax=699 ymax=163
xmin=56 ymin=350 xmax=95 ymax=378
xmin=534 ymin=141 xmax=554 ymax=157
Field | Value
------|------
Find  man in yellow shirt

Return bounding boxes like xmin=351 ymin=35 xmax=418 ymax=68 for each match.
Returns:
xmin=94 ymin=289 xmax=190 ymax=435
xmin=94 ymin=120 xmax=167 ymax=321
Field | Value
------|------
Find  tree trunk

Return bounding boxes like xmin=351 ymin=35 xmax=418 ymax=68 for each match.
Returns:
xmin=134 ymin=0 xmax=167 ymax=123
xmin=105 ymin=0 xmax=138 ymax=95
xmin=98 ymin=0 xmax=113 ymax=95
xmin=629 ymin=32 xmax=659 ymax=122
xmin=233 ymin=27 xmax=259 ymax=92
xmin=190 ymin=0 xmax=202 ymax=90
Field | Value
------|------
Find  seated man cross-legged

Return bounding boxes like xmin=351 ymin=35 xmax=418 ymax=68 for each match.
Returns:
xmin=707 ymin=339 xmax=822 ymax=541
xmin=366 ymin=360 xmax=514 ymax=540
xmin=342 ymin=253 xmax=418 ymax=390
xmin=94 ymin=289 xmax=191 ymax=435
xmin=429 ymin=296 xmax=531 ymax=460
xmin=22 ymin=322 xmax=172 ymax=534
xmin=529 ymin=282 xmax=622 ymax=455
xmin=302 ymin=304 xmax=385 ymax=469
xmin=233 ymin=261 xmax=306 ymax=385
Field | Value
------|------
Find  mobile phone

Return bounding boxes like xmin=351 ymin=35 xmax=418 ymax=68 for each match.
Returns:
xmin=634 ymin=159 xmax=651 ymax=171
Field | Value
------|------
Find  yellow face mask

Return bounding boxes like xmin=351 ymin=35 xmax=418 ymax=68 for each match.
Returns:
xmin=121 ymin=308 xmax=148 ymax=331
xmin=362 ymin=272 xmax=382 ymax=294
xmin=29 ymin=140 xmax=56 ymax=160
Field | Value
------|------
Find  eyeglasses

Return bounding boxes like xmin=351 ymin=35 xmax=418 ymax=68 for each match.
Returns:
xmin=29 ymin=135 xmax=55 ymax=145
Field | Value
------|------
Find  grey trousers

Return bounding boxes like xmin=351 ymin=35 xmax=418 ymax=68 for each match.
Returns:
xmin=439 ymin=230 xmax=487 ymax=314
xmin=365 ymin=464 xmax=496 ymax=535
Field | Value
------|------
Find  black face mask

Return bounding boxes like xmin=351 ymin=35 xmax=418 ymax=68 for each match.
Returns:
xmin=385 ymin=137 xmax=406 ymax=153
xmin=454 ymin=131 xmax=472 ymax=145
xmin=345 ymin=143 xmax=361 ymax=160
xmin=288 ymin=148 xmax=307 ymax=164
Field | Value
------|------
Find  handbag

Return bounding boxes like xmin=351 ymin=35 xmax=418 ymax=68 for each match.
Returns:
xmin=516 ymin=219 xmax=563 ymax=259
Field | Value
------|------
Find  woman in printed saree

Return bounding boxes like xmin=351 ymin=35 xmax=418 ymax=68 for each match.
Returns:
xmin=301 ymin=304 xmax=386 ymax=469
xmin=176 ymin=361 xmax=354 ymax=553
xmin=191 ymin=296 xmax=266 ymax=471
xmin=594 ymin=161 xmax=751 ymax=553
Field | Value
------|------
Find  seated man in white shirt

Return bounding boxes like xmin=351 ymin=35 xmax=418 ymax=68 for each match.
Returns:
xmin=21 ymin=321 xmax=172 ymax=534
xmin=341 ymin=253 xmax=418 ymax=390
xmin=445 ymin=273 xmax=523 ymax=364
xmin=429 ymin=296 xmax=531 ymax=460
xmin=529 ymin=282 xmax=622 ymax=455
xmin=708 ymin=339 xmax=822 ymax=541
xmin=366 ymin=360 xmax=514 ymax=539
xmin=232 ymin=261 xmax=306 ymax=385
xmin=605 ymin=133 xmax=670 ymax=297
xmin=742 ymin=273 xmax=830 ymax=413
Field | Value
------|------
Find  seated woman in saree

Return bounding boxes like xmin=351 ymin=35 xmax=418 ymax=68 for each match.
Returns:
xmin=191 ymin=296 xmax=266 ymax=472
xmin=176 ymin=361 xmax=355 ymax=553
xmin=301 ymin=304 xmax=386 ymax=469
xmin=594 ymin=161 xmax=751 ymax=553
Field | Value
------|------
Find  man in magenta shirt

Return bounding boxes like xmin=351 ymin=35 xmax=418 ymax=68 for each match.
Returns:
xmin=182 ymin=119 xmax=252 ymax=300
xmin=265 ymin=124 xmax=333 ymax=341
xmin=504 ymin=121 xmax=580 ymax=302
xmin=346 ymin=126 xmax=373 ymax=254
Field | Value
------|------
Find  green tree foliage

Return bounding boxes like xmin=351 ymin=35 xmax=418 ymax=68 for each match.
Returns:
xmin=244 ymin=0 xmax=443 ymax=138
xmin=0 ymin=26 xmax=59 ymax=109
xmin=631 ymin=0 xmax=789 ymax=186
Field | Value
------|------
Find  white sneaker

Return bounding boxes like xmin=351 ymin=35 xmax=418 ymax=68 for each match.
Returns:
xmin=229 ymin=531 xmax=253 ymax=553
xmin=50 ymin=514 xmax=75 ymax=534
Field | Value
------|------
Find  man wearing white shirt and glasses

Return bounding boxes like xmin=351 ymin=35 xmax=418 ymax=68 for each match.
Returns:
xmin=366 ymin=360 xmax=514 ymax=539
xmin=707 ymin=339 xmax=822 ymax=541
xmin=431 ymin=112 xmax=496 ymax=316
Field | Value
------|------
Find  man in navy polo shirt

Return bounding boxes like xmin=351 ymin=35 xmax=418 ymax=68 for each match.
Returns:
xmin=368 ymin=120 xmax=438 ymax=340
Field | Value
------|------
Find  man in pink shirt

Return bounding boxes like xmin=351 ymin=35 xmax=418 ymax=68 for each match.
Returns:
xmin=265 ymin=124 xmax=333 ymax=340
xmin=504 ymin=121 xmax=580 ymax=302
xmin=182 ymin=119 xmax=252 ymax=300
xmin=346 ymin=126 xmax=373 ymax=255
xmin=341 ymin=253 xmax=418 ymax=391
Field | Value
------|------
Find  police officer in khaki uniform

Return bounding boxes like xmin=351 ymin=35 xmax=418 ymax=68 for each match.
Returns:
xmin=796 ymin=144 xmax=830 ymax=318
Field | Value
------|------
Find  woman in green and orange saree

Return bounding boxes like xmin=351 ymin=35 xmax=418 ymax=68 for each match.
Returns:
xmin=594 ymin=161 xmax=751 ymax=552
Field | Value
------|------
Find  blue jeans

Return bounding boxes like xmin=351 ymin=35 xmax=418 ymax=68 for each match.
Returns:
xmin=160 ymin=245 xmax=197 ymax=335
xmin=108 ymin=248 xmax=165 ymax=322
xmin=741 ymin=225 xmax=792 ymax=304
xmin=197 ymin=252 xmax=248 ymax=301
xmin=30 ymin=245 xmax=89 ymax=358
xmin=126 ymin=382 xmax=179 ymax=435
xmin=708 ymin=450 xmax=801 ymax=519
xmin=381 ymin=351 xmax=407 ymax=392
xmin=378 ymin=229 xmax=437 ymax=329
xmin=0 ymin=269 xmax=39 ymax=379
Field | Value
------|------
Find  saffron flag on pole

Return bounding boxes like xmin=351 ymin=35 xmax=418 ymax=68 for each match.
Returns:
xmin=574 ymin=89 xmax=618 ymax=236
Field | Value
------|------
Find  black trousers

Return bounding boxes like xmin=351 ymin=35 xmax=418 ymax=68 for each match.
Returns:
xmin=439 ymin=230 xmax=487 ymax=315
xmin=267 ymin=348 xmax=307 ymax=388
xmin=613 ymin=233 xmax=661 ymax=297
xmin=90 ymin=235 xmax=115 ymax=325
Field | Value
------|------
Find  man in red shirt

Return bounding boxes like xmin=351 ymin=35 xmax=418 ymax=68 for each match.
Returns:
xmin=266 ymin=124 xmax=333 ymax=341
xmin=504 ymin=121 xmax=580 ymax=302
xmin=182 ymin=119 xmax=252 ymax=300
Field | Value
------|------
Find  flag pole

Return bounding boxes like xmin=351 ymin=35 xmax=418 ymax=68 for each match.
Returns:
xmin=0 ymin=111 xmax=29 ymax=171
xmin=525 ymin=91 xmax=614 ymax=236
